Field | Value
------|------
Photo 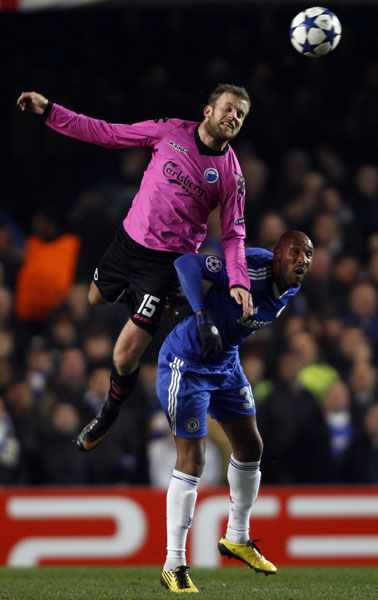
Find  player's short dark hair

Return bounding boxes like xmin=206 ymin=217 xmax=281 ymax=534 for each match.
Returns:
xmin=208 ymin=83 xmax=251 ymax=111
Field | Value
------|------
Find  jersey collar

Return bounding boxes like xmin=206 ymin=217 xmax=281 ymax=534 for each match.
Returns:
xmin=194 ymin=126 xmax=229 ymax=156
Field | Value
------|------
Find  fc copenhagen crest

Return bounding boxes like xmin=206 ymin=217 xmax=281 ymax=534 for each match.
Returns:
xmin=204 ymin=167 xmax=219 ymax=183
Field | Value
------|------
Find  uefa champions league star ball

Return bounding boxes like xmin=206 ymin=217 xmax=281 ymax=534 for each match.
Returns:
xmin=290 ymin=6 xmax=342 ymax=57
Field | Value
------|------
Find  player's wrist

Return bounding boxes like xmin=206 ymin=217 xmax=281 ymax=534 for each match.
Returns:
xmin=229 ymin=284 xmax=249 ymax=292
xmin=196 ymin=311 xmax=213 ymax=326
xmin=42 ymin=100 xmax=53 ymax=120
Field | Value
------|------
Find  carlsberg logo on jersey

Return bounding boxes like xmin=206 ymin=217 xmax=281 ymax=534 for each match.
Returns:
xmin=163 ymin=161 xmax=205 ymax=197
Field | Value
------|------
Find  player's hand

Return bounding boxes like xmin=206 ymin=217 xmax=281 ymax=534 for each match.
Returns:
xmin=196 ymin=311 xmax=223 ymax=359
xmin=230 ymin=286 xmax=253 ymax=317
xmin=17 ymin=91 xmax=48 ymax=115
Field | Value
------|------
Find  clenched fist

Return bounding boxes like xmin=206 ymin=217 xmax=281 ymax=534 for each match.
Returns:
xmin=17 ymin=91 xmax=48 ymax=115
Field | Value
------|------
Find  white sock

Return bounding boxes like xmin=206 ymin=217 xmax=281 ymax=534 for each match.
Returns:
xmin=226 ymin=454 xmax=261 ymax=544
xmin=164 ymin=469 xmax=200 ymax=571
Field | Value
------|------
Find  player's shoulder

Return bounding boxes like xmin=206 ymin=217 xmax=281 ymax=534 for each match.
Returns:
xmin=200 ymin=253 xmax=226 ymax=274
xmin=152 ymin=117 xmax=197 ymax=129
xmin=245 ymin=247 xmax=273 ymax=265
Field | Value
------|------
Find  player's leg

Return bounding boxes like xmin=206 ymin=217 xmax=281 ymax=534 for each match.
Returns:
xmin=76 ymin=319 xmax=151 ymax=451
xmin=76 ymin=228 xmax=181 ymax=451
xmin=157 ymin=351 xmax=210 ymax=592
xmin=217 ymin=416 xmax=276 ymax=574
xmin=160 ymin=436 xmax=204 ymax=593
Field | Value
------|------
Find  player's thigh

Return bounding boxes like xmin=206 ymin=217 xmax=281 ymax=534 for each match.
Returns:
xmin=156 ymin=352 xmax=211 ymax=438
xmin=88 ymin=281 xmax=109 ymax=305
xmin=209 ymin=374 xmax=256 ymax=422
xmin=209 ymin=366 xmax=261 ymax=461
xmin=126 ymin=249 xmax=182 ymax=335
xmin=93 ymin=227 xmax=132 ymax=303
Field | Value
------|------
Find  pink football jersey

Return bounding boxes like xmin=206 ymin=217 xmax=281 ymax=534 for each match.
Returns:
xmin=46 ymin=105 xmax=250 ymax=289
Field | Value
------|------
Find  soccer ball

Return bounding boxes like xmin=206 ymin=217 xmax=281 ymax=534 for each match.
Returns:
xmin=290 ymin=7 xmax=342 ymax=57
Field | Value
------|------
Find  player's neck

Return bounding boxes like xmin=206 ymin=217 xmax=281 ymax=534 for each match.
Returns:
xmin=197 ymin=122 xmax=228 ymax=152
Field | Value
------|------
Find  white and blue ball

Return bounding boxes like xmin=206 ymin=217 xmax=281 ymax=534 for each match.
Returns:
xmin=290 ymin=7 xmax=342 ymax=57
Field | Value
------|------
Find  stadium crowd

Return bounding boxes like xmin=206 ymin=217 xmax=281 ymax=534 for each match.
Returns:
xmin=1 ymin=4 xmax=378 ymax=486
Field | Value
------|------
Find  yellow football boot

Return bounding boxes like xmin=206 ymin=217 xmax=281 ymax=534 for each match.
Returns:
xmin=160 ymin=565 xmax=199 ymax=593
xmin=218 ymin=537 xmax=277 ymax=575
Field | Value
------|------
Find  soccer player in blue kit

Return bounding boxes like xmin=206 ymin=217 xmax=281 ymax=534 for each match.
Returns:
xmin=156 ymin=230 xmax=314 ymax=593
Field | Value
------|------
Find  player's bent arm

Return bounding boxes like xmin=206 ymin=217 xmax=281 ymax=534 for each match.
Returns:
xmin=174 ymin=255 xmax=224 ymax=358
xmin=174 ymin=254 xmax=226 ymax=311
xmin=174 ymin=255 xmax=206 ymax=313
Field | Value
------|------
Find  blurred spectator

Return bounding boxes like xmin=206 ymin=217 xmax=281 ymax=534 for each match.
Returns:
xmin=366 ymin=251 xmax=378 ymax=286
xmin=301 ymin=246 xmax=335 ymax=314
xmin=14 ymin=211 xmax=81 ymax=326
xmin=348 ymin=360 xmax=378 ymax=420
xmin=258 ymin=351 xmax=324 ymax=483
xmin=0 ymin=397 xmax=20 ymax=484
xmin=25 ymin=344 xmax=54 ymax=401
xmin=344 ymin=402 xmax=378 ymax=483
xmin=82 ymin=328 xmax=113 ymax=369
xmin=82 ymin=367 xmax=110 ymax=416
xmin=288 ymin=330 xmax=340 ymax=402
xmin=0 ymin=225 xmax=22 ymax=288
xmin=321 ymin=381 xmax=354 ymax=461
xmin=0 ymin=358 xmax=14 ymax=394
xmin=311 ymin=211 xmax=344 ymax=258
xmin=255 ymin=212 xmax=287 ymax=251
xmin=345 ymin=282 xmax=378 ymax=356
xmin=284 ymin=172 xmax=325 ymax=231
xmin=240 ymin=349 xmax=273 ymax=407
xmin=27 ymin=401 xmax=86 ymax=485
xmin=350 ymin=165 xmax=378 ymax=238
xmin=332 ymin=326 xmax=373 ymax=379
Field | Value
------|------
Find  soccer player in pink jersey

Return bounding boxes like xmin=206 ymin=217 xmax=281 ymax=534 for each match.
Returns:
xmin=17 ymin=84 xmax=254 ymax=452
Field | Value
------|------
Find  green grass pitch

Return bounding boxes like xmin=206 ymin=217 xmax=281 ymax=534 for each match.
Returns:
xmin=0 ymin=566 xmax=377 ymax=599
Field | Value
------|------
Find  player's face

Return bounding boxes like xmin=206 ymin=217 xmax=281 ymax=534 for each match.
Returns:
xmin=204 ymin=93 xmax=249 ymax=143
xmin=277 ymin=239 xmax=313 ymax=289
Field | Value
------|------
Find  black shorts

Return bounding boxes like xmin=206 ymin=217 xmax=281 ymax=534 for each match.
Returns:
xmin=94 ymin=227 xmax=183 ymax=335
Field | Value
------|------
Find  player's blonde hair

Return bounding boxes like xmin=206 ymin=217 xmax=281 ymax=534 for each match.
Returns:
xmin=208 ymin=83 xmax=251 ymax=111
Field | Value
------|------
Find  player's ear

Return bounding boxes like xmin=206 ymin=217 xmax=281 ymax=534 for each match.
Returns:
xmin=273 ymin=247 xmax=281 ymax=261
xmin=203 ymin=104 xmax=212 ymax=119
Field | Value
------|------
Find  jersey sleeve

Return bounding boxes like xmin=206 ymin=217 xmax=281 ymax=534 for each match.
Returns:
xmin=45 ymin=104 xmax=184 ymax=149
xmin=219 ymin=162 xmax=250 ymax=290
xmin=174 ymin=254 xmax=227 ymax=313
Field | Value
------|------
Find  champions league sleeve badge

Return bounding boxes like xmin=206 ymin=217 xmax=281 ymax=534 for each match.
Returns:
xmin=206 ymin=256 xmax=223 ymax=273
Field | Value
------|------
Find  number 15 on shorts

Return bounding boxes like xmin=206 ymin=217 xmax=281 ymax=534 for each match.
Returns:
xmin=137 ymin=294 xmax=160 ymax=317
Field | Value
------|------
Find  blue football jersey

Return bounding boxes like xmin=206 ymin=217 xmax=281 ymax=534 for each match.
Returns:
xmin=162 ymin=248 xmax=300 ymax=366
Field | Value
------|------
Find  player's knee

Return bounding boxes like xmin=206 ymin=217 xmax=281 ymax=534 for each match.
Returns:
xmin=113 ymin=348 xmax=137 ymax=375
xmin=177 ymin=453 xmax=205 ymax=478
xmin=234 ymin=435 xmax=263 ymax=462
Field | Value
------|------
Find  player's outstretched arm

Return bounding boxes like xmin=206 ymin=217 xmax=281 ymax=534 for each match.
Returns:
xmin=17 ymin=91 xmax=48 ymax=115
xmin=230 ymin=286 xmax=253 ymax=318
